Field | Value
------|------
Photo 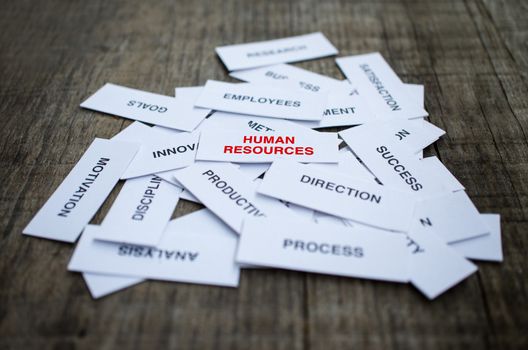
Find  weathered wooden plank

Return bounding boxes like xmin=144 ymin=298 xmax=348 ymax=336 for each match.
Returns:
xmin=0 ymin=0 xmax=309 ymax=349
xmin=481 ymin=0 xmax=528 ymax=80
xmin=303 ymin=1 xmax=492 ymax=349
xmin=0 ymin=0 xmax=527 ymax=349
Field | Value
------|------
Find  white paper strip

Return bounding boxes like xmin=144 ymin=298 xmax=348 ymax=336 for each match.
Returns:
xmin=257 ymin=159 xmax=415 ymax=232
xmin=237 ymin=217 xmax=409 ymax=283
xmin=407 ymin=222 xmax=477 ymax=299
xmin=195 ymin=80 xmax=327 ymax=121
xmin=23 ymin=138 xmax=139 ymax=242
xmin=336 ymin=52 xmax=428 ymax=120
xmin=81 ymin=83 xmax=210 ymax=131
xmin=196 ymin=129 xmax=339 ymax=163
xmin=450 ymin=214 xmax=503 ymax=262
xmin=216 ymin=32 xmax=338 ymax=71
xmin=93 ymin=175 xmax=182 ymax=246
xmin=69 ymin=210 xmax=240 ymax=287
xmin=174 ymin=162 xmax=288 ymax=233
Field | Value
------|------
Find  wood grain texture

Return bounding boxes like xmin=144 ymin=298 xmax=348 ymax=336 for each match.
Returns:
xmin=0 ymin=0 xmax=526 ymax=349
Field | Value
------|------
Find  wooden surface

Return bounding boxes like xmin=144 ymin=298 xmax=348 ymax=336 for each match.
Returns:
xmin=0 ymin=0 xmax=527 ymax=349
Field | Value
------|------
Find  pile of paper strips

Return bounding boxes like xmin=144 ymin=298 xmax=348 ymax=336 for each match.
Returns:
xmin=23 ymin=32 xmax=503 ymax=300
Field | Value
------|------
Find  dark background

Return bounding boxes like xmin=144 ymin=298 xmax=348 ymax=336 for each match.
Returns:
xmin=1 ymin=0 xmax=527 ymax=349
